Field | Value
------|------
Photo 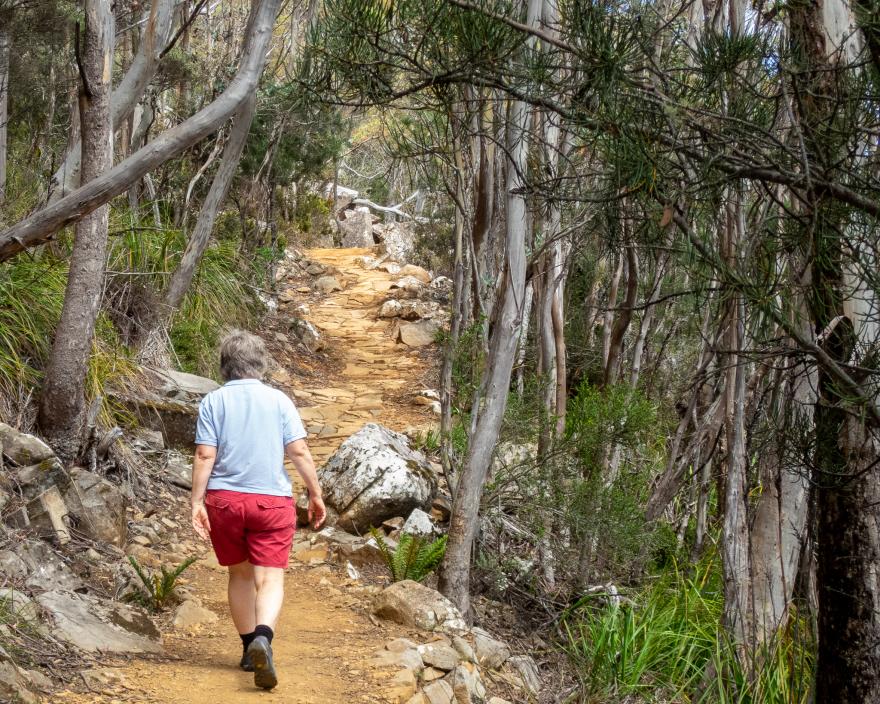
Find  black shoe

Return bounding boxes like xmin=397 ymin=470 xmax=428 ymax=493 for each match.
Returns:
xmin=247 ymin=635 xmax=277 ymax=690
xmin=240 ymin=651 xmax=254 ymax=672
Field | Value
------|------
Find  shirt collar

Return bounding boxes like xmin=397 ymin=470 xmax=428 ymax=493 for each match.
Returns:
xmin=224 ymin=379 xmax=263 ymax=386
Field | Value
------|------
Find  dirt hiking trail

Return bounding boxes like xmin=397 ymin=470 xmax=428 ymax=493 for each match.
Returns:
xmin=56 ymin=247 xmax=440 ymax=704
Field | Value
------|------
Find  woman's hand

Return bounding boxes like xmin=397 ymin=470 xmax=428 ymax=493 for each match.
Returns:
xmin=192 ymin=501 xmax=212 ymax=541
xmin=308 ymin=494 xmax=327 ymax=530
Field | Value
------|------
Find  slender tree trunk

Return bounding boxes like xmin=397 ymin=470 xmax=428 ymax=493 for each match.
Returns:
xmin=439 ymin=22 xmax=537 ymax=611
xmin=38 ymin=0 xmax=114 ymax=461
xmin=136 ymin=90 xmax=256 ymax=355
xmin=0 ymin=28 xmax=8 ymax=205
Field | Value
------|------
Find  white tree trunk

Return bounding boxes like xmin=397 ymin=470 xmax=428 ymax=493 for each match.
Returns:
xmin=49 ymin=0 xmax=176 ymax=200
xmin=0 ymin=0 xmax=281 ymax=261
xmin=0 ymin=28 xmax=8 ymax=205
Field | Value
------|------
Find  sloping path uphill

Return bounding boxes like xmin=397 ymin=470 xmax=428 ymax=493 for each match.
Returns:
xmin=56 ymin=247 xmax=441 ymax=704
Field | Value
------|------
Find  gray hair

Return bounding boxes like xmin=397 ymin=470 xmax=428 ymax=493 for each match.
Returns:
xmin=219 ymin=329 xmax=268 ymax=381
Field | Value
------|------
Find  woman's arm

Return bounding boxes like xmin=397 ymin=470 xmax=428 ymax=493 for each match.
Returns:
xmin=191 ymin=443 xmax=217 ymax=540
xmin=284 ymin=439 xmax=327 ymax=529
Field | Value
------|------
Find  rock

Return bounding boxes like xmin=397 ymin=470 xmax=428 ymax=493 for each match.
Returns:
xmin=0 ymin=588 xmax=40 ymax=621
xmin=472 ymin=628 xmax=510 ymax=670
xmin=422 ymin=679 xmax=454 ymax=704
xmin=402 ymin=509 xmax=438 ymax=539
xmin=14 ymin=457 xmax=67 ymax=501
xmin=166 ymin=456 xmax=193 ymax=490
xmin=449 ymin=664 xmax=486 ymax=704
xmin=373 ymin=222 xmax=415 ymax=263
xmin=325 ymin=183 xmax=360 ymax=211
xmin=400 ymin=264 xmax=432 ymax=284
xmin=397 ymin=320 xmax=440 ymax=348
xmin=422 ymin=667 xmax=446 ymax=682
xmin=386 ymin=668 xmax=418 ymax=703
xmin=19 ymin=541 xmax=82 ymax=592
xmin=81 ymin=668 xmax=129 ymax=691
xmin=62 ymin=468 xmax=127 ymax=546
xmin=315 ymin=275 xmax=343 ymax=294
xmin=430 ymin=276 xmax=454 ymax=302
xmin=488 ymin=699 xmax=512 ymax=704
xmin=391 ymin=276 xmax=425 ymax=297
xmin=37 ymin=590 xmax=162 ymax=653
xmin=333 ymin=538 xmax=388 ymax=570
xmin=319 ymin=424 xmax=438 ymax=533
xmin=114 ymin=393 xmax=199 ymax=450
xmin=150 ymin=368 xmax=219 ymax=399
xmin=372 ymin=646 xmax=423 ymax=672
xmin=0 ymin=649 xmax=37 ymax=704
xmin=132 ymin=429 xmax=165 ymax=453
xmin=385 ymin=637 xmax=419 ymax=653
xmin=379 ymin=299 xmax=404 ymax=319
xmin=491 ymin=442 xmax=536 ymax=476
xmin=0 ymin=423 xmax=54 ymax=466
xmin=357 ymin=255 xmax=377 ymax=269
xmin=26 ymin=486 xmax=70 ymax=545
xmin=290 ymin=318 xmax=326 ymax=353
xmin=172 ymin=600 xmax=218 ymax=629
xmin=0 ymin=551 xmax=29 ymax=581
xmin=379 ymin=261 xmax=402 ymax=275
xmin=452 ymin=636 xmax=475 ymax=664
xmin=306 ymin=262 xmax=327 ymax=276
xmin=418 ymin=642 xmax=460 ymax=671
xmin=383 ymin=517 xmax=406 ymax=532
xmin=339 ymin=207 xmax=376 ymax=248
xmin=507 ymin=655 xmax=541 ymax=695
xmin=373 ymin=580 xmax=467 ymax=635
xmin=405 ymin=694 xmax=427 ymax=704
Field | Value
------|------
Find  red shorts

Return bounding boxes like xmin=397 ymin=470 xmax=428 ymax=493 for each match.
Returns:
xmin=205 ymin=490 xmax=296 ymax=568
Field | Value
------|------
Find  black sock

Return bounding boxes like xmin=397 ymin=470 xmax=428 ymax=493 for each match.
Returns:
xmin=240 ymin=631 xmax=256 ymax=653
xmin=254 ymin=624 xmax=274 ymax=643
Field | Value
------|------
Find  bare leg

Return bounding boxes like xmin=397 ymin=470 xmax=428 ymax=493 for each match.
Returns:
xmin=227 ymin=561 xmax=256 ymax=634
xmin=253 ymin=566 xmax=285 ymax=629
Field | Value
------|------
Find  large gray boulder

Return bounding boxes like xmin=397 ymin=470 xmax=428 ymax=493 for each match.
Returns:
xmin=373 ymin=580 xmax=467 ymax=635
xmin=18 ymin=541 xmax=82 ymax=592
xmin=149 ymin=368 xmax=219 ymax=398
xmin=36 ymin=590 xmax=162 ymax=654
xmin=373 ymin=222 xmax=415 ymax=263
xmin=62 ymin=468 xmax=127 ymax=546
xmin=339 ymin=207 xmax=376 ymax=248
xmin=318 ymin=424 xmax=437 ymax=533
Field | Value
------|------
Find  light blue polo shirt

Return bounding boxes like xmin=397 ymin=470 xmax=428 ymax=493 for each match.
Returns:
xmin=195 ymin=379 xmax=307 ymax=497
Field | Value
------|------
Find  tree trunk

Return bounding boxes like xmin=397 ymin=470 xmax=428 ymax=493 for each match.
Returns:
xmin=49 ymin=0 xmax=175 ymax=200
xmin=0 ymin=0 xmax=282 ymax=261
xmin=439 ymin=39 xmax=536 ymax=613
xmin=0 ymin=27 xmax=8 ymax=205
xmin=136 ymin=90 xmax=256 ymax=355
xmin=37 ymin=0 xmax=114 ymax=461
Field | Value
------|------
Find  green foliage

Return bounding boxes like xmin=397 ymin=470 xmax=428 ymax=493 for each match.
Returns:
xmin=370 ymin=527 xmax=448 ymax=583
xmin=565 ymin=381 xmax=659 ymax=469
xmin=124 ymin=555 xmax=197 ymax=613
xmin=410 ymin=427 xmax=441 ymax=454
xmin=0 ymin=254 xmax=134 ymax=423
xmin=563 ymin=557 xmax=815 ymax=704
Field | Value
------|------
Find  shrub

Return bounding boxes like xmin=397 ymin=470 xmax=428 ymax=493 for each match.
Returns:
xmin=124 ymin=556 xmax=197 ymax=612
xmin=370 ymin=527 xmax=447 ymax=583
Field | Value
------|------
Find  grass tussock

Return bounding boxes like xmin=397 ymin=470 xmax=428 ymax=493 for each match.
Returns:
xmin=562 ymin=557 xmax=815 ymax=704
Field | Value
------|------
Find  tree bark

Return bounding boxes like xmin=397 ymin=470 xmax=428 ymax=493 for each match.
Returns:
xmin=0 ymin=27 xmax=8 ymax=205
xmin=439 ymin=15 xmax=537 ymax=611
xmin=49 ymin=0 xmax=176 ymax=200
xmin=37 ymin=0 xmax=114 ymax=461
xmin=0 ymin=0 xmax=281 ymax=261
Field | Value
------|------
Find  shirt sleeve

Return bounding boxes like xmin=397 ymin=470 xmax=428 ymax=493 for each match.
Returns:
xmin=195 ymin=396 xmax=218 ymax=447
xmin=280 ymin=394 xmax=307 ymax=445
